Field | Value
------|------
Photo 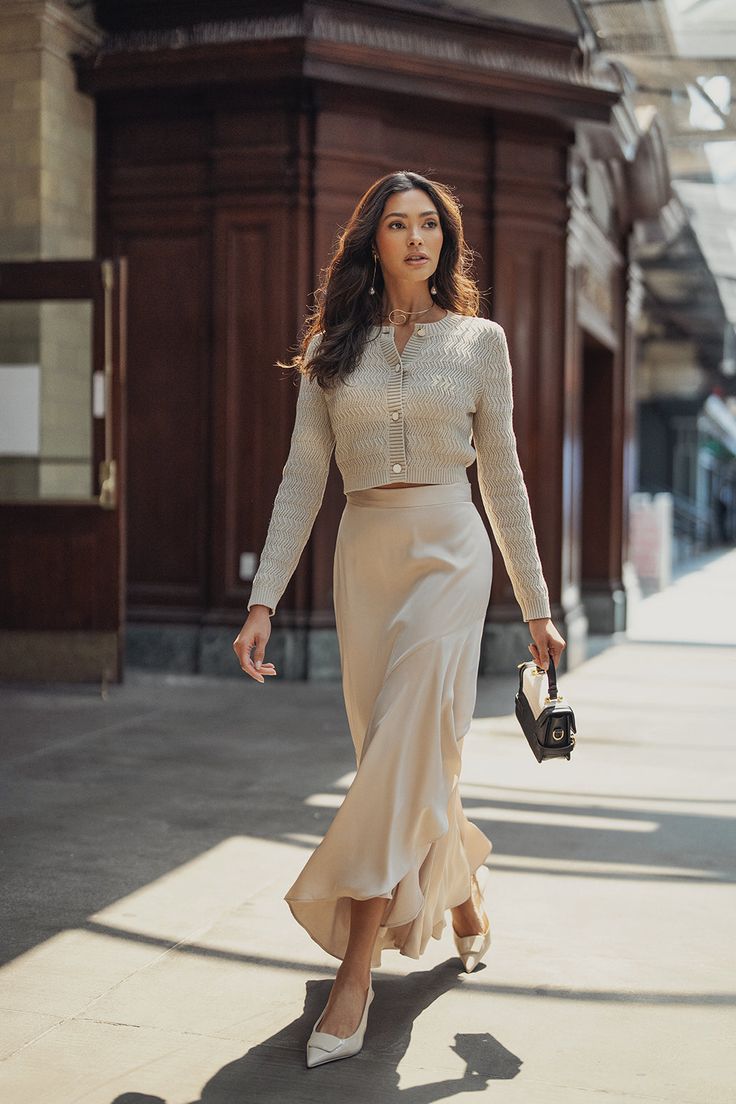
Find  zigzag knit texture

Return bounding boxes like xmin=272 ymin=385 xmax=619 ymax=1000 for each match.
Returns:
xmin=247 ymin=312 xmax=551 ymax=622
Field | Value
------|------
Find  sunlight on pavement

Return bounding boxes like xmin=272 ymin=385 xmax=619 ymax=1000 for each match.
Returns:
xmin=626 ymin=547 xmax=736 ymax=645
xmin=303 ymin=792 xmax=658 ymax=831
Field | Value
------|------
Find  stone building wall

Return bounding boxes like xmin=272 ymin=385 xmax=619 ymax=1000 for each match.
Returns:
xmin=0 ymin=0 xmax=99 ymax=499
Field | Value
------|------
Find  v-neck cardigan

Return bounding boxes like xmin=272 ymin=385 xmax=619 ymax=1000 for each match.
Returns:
xmin=247 ymin=312 xmax=552 ymax=623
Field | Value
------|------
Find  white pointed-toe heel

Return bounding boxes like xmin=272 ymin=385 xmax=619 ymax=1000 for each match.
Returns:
xmin=452 ymin=865 xmax=492 ymax=972
xmin=306 ymin=975 xmax=374 ymax=1068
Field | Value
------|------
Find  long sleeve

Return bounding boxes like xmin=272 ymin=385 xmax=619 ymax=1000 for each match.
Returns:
xmin=472 ymin=323 xmax=551 ymax=622
xmin=248 ymin=337 xmax=335 ymax=617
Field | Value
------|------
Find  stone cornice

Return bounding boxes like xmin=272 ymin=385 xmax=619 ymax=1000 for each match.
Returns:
xmin=0 ymin=0 xmax=101 ymax=51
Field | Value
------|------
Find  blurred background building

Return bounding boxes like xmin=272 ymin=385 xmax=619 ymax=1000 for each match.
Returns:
xmin=0 ymin=0 xmax=734 ymax=682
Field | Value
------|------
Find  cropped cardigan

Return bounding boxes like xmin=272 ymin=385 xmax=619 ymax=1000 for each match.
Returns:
xmin=247 ymin=312 xmax=551 ymax=622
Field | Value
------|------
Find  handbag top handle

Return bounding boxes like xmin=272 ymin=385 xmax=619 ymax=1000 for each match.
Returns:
xmin=544 ymin=654 xmax=559 ymax=700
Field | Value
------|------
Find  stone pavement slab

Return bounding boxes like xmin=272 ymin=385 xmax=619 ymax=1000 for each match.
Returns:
xmin=1 ymin=548 xmax=735 ymax=1103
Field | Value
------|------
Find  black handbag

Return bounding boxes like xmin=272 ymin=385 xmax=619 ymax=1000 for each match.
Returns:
xmin=514 ymin=654 xmax=576 ymax=763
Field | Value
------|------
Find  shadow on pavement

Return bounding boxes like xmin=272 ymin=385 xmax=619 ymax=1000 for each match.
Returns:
xmin=109 ymin=962 xmax=521 ymax=1103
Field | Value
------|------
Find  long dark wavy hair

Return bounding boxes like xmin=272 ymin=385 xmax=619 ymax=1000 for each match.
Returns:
xmin=277 ymin=170 xmax=485 ymax=390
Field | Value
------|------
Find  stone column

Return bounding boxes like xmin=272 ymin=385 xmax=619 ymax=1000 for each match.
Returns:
xmin=0 ymin=0 xmax=100 ymax=498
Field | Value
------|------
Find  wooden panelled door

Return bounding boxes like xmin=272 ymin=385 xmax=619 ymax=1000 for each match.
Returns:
xmin=0 ymin=259 xmax=127 ymax=685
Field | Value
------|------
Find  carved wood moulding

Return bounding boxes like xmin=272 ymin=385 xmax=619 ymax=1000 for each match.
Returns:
xmin=75 ymin=4 xmax=623 ymax=123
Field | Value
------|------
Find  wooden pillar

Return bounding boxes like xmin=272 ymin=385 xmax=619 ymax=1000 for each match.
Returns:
xmin=486 ymin=116 xmax=574 ymax=668
xmin=568 ymin=182 xmax=628 ymax=639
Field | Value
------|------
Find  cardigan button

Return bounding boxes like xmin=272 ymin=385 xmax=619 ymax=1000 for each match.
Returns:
xmin=392 ymin=463 xmax=402 ymax=473
xmin=391 ymin=411 xmax=399 ymax=420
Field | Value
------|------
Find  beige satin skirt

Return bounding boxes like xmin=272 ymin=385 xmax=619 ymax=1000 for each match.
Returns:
xmin=284 ymin=480 xmax=494 ymax=968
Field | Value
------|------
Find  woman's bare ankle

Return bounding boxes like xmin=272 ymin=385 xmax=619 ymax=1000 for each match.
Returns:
xmin=451 ymin=895 xmax=488 ymax=937
xmin=337 ymin=961 xmax=372 ymax=988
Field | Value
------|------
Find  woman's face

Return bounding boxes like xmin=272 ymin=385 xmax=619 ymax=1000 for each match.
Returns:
xmin=373 ymin=188 xmax=443 ymax=290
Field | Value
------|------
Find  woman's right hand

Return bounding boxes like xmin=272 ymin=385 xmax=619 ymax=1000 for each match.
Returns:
xmin=233 ymin=607 xmax=278 ymax=683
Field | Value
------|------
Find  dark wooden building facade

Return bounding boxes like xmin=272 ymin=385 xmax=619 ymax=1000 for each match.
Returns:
xmin=75 ymin=1 xmax=671 ymax=678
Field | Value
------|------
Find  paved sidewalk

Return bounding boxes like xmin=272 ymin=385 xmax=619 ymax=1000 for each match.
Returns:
xmin=1 ymin=547 xmax=734 ymax=1104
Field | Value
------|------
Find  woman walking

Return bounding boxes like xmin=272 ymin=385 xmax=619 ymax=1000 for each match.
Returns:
xmin=233 ymin=170 xmax=566 ymax=1068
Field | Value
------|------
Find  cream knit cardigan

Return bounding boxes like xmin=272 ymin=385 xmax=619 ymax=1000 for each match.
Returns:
xmin=247 ymin=312 xmax=551 ymax=622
